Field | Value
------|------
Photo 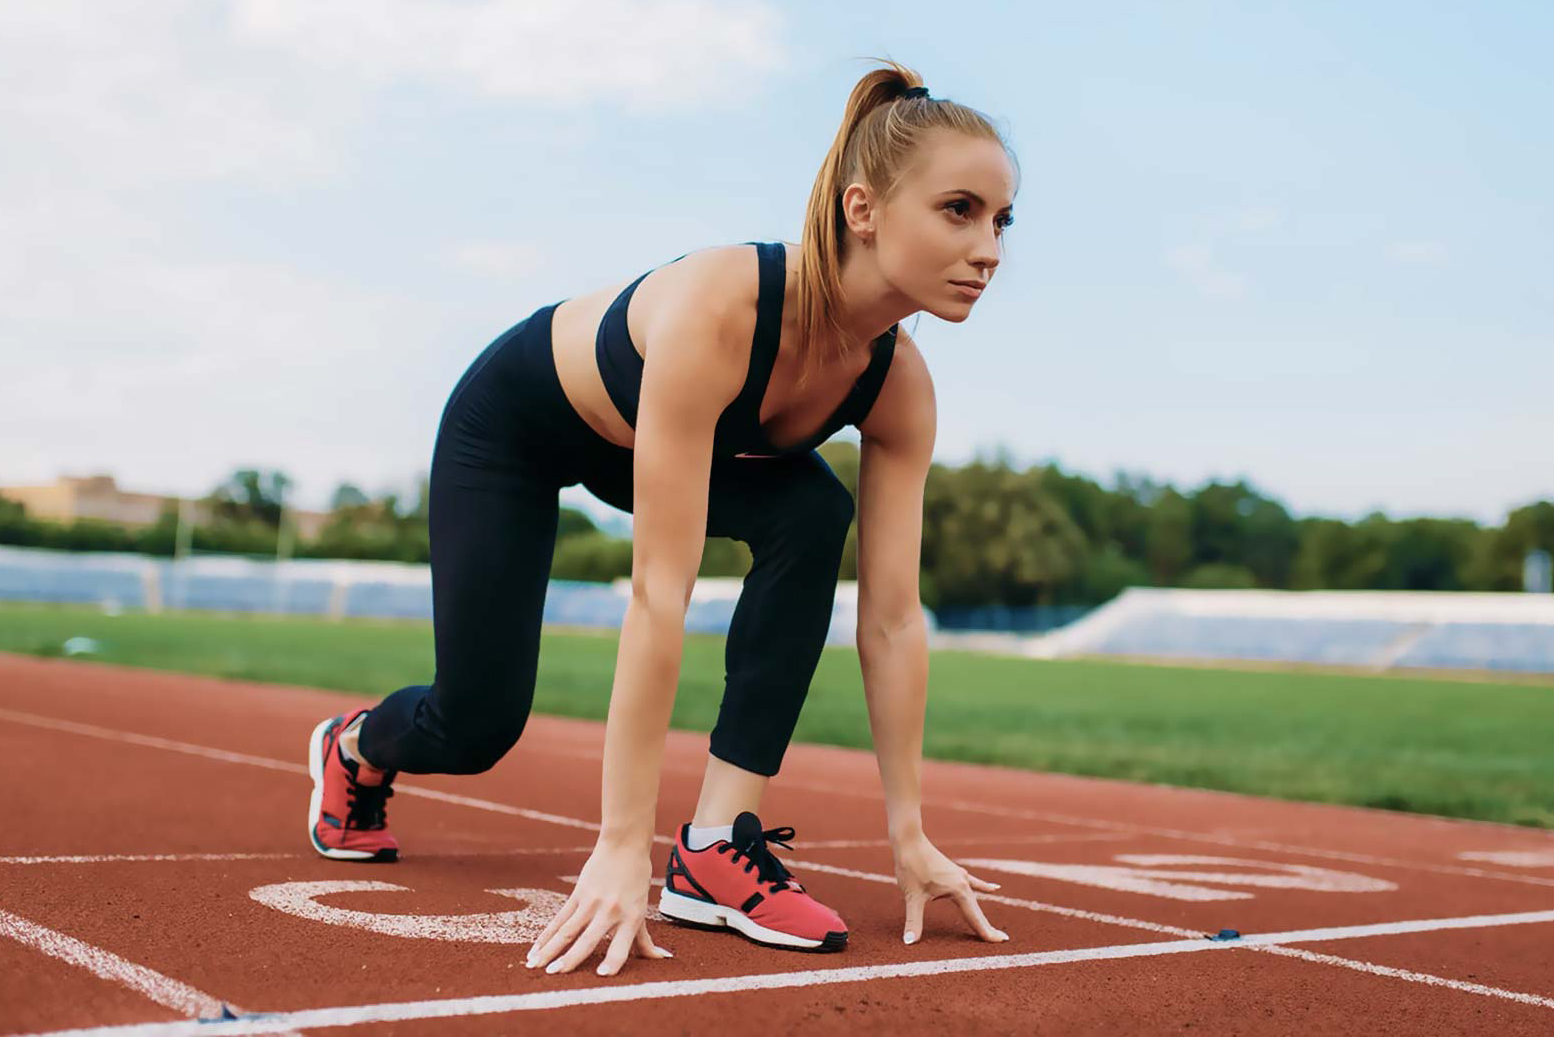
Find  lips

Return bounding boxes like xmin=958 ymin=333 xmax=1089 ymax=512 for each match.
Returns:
xmin=950 ymin=280 xmax=985 ymax=296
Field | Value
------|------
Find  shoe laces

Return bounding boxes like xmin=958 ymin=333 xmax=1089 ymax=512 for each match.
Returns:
xmin=344 ymin=773 xmax=395 ymax=830
xmin=718 ymin=824 xmax=798 ymax=894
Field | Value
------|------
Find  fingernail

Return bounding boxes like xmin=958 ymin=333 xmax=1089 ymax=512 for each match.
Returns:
xmin=545 ymin=962 xmax=561 ymax=974
xmin=904 ymin=932 xmax=917 ymax=945
xmin=662 ymin=949 xmax=675 ymax=958
xmin=990 ymin=883 xmax=1002 ymax=890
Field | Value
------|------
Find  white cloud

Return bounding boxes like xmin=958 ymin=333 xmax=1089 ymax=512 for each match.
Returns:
xmin=0 ymin=0 xmax=792 ymax=508
xmin=0 ymin=2 xmax=353 ymax=192
xmin=1386 ymin=239 xmax=1449 ymax=265
xmin=232 ymin=0 xmax=786 ymax=115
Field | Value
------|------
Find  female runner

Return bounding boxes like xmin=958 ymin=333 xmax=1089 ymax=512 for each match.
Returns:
xmin=305 ymin=58 xmax=1017 ymax=977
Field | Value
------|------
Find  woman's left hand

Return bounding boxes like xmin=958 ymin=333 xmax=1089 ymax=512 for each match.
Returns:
xmin=892 ymin=832 xmax=1010 ymax=946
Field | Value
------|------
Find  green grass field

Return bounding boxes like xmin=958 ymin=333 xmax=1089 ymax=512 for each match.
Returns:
xmin=3 ymin=601 xmax=1551 ymax=829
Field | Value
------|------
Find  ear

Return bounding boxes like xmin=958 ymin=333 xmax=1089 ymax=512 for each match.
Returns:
xmin=839 ymin=182 xmax=877 ymax=244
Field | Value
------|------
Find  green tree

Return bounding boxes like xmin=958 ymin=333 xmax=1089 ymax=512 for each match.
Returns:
xmin=556 ymin=507 xmax=600 ymax=541
xmin=208 ymin=468 xmax=291 ymax=528
xmin=330 ymin=483 xmax=370 ymax=510
xmin=921 ymin=458 xmax=1086 ymax=611
xmin=1380 ymin=518 xmax=1481 ymax=591
xmin=1144 ymin=488 xmax=1192 ymax=585
xmin=1183 ymin=563 xmax=1257 ymax=589
xmin=1468 ymin=501 xmax=1554 ymax=590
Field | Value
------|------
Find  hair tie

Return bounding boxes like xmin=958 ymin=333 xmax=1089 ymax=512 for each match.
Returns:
xmin=901 ymin=85 xmax=930 ymax=100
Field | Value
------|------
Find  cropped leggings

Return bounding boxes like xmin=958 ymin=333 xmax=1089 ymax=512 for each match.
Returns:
xmin=356 ymin=302 xmax=855 ymax=778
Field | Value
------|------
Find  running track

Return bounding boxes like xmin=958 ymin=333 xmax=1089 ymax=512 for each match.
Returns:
xmin=2 ymin=652 xmax=1553 ymax=1035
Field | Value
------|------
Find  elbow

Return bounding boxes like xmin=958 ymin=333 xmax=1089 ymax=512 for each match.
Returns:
xmin=629 ymin=574 xmax=693 ymax=632
xmin=856 ymin=609 xmax=926 ymax=652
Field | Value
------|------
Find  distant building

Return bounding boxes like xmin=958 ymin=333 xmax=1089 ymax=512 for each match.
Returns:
xmin=0 ymin=474 xmax=330 ymax=539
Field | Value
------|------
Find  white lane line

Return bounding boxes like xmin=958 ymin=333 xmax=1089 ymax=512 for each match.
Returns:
xmin=0 ymin=708 xmax=612 ymax=838
xmin=0 ymin=712 xmax=1182 ymax=940
xmin=0 ymin=907 xmax=309 ymax=1037
xmin=1258 ymin=944 xmax=1554 ymax=1010
xmin=800 ymin=832 xmax=1130 ymax=850
xmin=0 ymin=848 xmax=607 ymax=866
xmin=10 ymin=909 xmax=1554 ymax=1037
xmin=917 ymin=796 xmax=1554 ymax=891
xmin=784 ymin=858 xmax=1200 ymax=937
xmin=5 ymin=706 xmax=1554 ymax=1024
xmin=1459 ymin=849 xmax=1554 ymax=867
xmin=0 ymin=854 xmax=298 ymax=865
xmin=1230 ymin=909 xmax=1554 ymax=944
xmin=0 ymin=837 xmax=1120 ymax=866
xmin=702 ymin=854 xmax=1554 ymax=1013
xmin=6 ymin=705 xmax=1549 ymax=893
xmin=2 ymin=706 xmax=1546 ymax=942
xmin=778 ymin=859 xmax=1554 ymax=1012
xmin=0 ymin=907 xmax=228 ymax=1018
xmin=0 ymin=708 xmax=307 ymax=776
xmin=6 ymin=708 xmax=1547 ymax=895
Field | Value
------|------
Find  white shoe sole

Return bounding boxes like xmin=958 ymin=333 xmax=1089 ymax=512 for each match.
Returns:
xmin=657 ymin=888 xmax=844 ymax=951
xmin=306 ymin=715 xmax=390 ymax=862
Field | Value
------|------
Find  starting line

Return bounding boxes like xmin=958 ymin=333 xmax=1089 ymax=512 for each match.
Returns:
xmin=9 ymin=909 xmax=1554 ymax=1037
xmin=5 ymin=706 xmax=1554 ymax=1034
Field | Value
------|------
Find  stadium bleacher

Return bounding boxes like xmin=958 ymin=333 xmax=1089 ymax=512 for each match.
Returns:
xmin=4 ymin=547 xmax=1547 ymax=672
xmin=1026 ymin=587 xmax=1554 ymax=674
xmin=0 ymin=546 xmax=889 ymax=647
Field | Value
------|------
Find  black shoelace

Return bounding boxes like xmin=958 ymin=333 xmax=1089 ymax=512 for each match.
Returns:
xmin=718 ymin=824 xmax=797 ymax=894
xmin=345 ymin=781 xmax=394 ymax=830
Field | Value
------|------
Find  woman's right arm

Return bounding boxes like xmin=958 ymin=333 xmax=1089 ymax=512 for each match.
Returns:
xmin=525 ymin=257 xmax=749 ymax=977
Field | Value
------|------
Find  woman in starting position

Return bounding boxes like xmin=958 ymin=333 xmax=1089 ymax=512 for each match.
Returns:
xmin=305 ymin=59 xmax=1018 ymax=976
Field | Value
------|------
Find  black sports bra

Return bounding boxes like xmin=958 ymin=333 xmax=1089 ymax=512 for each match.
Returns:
xmin=593 ymin=240 xmax=898 ymax=459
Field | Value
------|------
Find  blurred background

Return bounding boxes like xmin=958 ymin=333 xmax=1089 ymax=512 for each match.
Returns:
xmin=2 ymin=2 xmax=1551 ymax=823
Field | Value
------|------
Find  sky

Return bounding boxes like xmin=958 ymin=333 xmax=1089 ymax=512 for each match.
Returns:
xmin=2 ymin=0 xmax=1550 ymax=530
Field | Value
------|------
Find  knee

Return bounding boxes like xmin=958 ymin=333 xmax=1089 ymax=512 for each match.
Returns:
xmin=443 ymin=711 xmax=528 ymax=774
xmin=795 ymin=475 xmax=855 ymax=546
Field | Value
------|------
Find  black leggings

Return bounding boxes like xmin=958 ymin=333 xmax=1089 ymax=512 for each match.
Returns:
xmin=356 ymin=302 xmax=854 ymax=778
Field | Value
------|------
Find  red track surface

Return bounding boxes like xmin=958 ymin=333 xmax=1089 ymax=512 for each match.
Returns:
xmin=2 ymin=652 xmax=1553 ymax=1035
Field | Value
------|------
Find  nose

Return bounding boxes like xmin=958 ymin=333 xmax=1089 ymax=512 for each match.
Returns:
xmin=970 ymin=231 xmax=1000 ymax=277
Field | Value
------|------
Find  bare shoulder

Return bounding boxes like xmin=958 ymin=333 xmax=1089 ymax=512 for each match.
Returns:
xmin=643 ymin=243 xmax=758 ymax=346
xmin=636 ymin=243 xmax=761 ymax=416
xmin=640 ymin=244 xmax=758 ymax=370
xmin=857 ymin=325 xmax=936 ymax=454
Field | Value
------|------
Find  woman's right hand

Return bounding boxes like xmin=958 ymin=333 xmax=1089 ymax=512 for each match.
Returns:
xmin=524 ymin=837 xmax=674 ymax=976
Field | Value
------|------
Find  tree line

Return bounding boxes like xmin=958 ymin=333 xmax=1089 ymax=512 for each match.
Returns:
xmin=3 ymin=450 xmax=1550 ymax=619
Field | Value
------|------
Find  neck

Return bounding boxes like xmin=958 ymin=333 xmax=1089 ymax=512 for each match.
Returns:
xmin=784 ymin=238 xmax=909 ymax=357
xmin=833 ymin=238 xmax=911 ymax=352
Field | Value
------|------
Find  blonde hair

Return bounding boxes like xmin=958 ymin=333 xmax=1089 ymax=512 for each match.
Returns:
xmin=793 ymin=58 xmax=1017 ymax=387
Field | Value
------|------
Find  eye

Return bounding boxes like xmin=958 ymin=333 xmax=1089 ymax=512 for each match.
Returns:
xmin=944 ymin=199 xmax=1015 ymax=235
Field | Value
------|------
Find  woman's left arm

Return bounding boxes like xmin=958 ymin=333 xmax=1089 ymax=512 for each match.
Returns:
xmin=854 ymin=329 xmax=1008 ymax=947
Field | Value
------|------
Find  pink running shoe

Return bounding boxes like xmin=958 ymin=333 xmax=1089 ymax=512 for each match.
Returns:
xmin=307 ymin=709 xmax=399 ymax=862
xmin=657 ymin=811 xmax=846 ymax=951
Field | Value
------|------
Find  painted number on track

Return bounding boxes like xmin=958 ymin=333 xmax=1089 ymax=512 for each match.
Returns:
xmin=248 ymin=881 xmax=569 ymax=942
xmin=958 ymin=854 xmax=1397 ymax=901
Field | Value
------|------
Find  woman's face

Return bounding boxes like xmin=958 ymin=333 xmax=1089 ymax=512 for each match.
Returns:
xmin=875 ymin=130 xmax=1016 ymax=322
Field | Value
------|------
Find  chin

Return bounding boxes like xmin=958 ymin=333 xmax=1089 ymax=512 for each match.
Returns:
xmin=925 ymin=304 xmax=972 ymax=323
